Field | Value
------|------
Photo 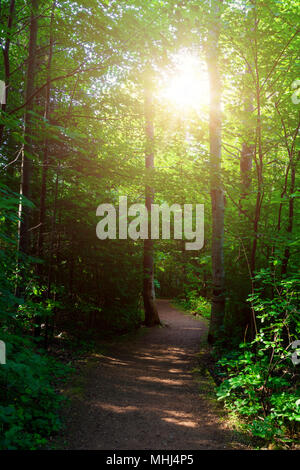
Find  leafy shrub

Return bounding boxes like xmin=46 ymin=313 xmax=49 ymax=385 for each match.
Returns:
xmin=0 ymin=184 xmax=70 ymax=449
xmin=216 ymin=270 xmax=300 ymax=444
xmin=177 ymin=290 xmax=211 ymax=319
xmin=0 ymin=333 xmax=70 ymax=449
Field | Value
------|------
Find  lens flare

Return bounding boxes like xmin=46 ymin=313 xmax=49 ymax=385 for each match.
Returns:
xmin=161 ymin=54 xmax=210 ymax=109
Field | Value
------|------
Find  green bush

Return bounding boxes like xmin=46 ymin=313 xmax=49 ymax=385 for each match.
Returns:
xmin=0 ymin=184 xmax=70 ymax=449
xmin=216 ymin=270 xmax=300 ymax=444
xmin=177 ymin=290 xmax=211 ymax=319
xmin=0 ymin=332 xmax=70 ymax=449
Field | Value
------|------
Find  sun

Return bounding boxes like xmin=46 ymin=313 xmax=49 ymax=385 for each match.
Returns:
xmin=161 ymin=54 xmax=210 ymax=110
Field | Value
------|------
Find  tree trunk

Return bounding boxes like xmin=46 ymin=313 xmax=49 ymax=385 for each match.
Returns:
xmin=250 ymin=7 xmax=263 ymax=277
xmin=0 ymin=0 xmax=15 ymax=145
xmin=37 ymin=1 xmax=55 ymax=262
xmin=240 ymin=143 xmax=253 ymax=195
xmin=18 ymin=0 xmax=39 ymax=256
xmin=240 ymin=66 xmax=254 ymax=207
xmin=207 ymin=0 xmax=225 ymax=343
xmin=143 ymin=70 xmax=160 ymax=327
xmin=281 ymin=150 xmax=299 ymax=276
xmin=44 ymin=168 xmax=59 ymax=347
xmin=238 ymin=70 xmax=255 ymax=337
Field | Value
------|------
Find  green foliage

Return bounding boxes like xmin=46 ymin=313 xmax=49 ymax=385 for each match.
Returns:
xmin=0 ymin=333 xmax=70 ymax=450
xmin=0 ymin=184 xmax=70 ymax=449
xmin=0 ymin=0 xmax=299 ymax=450
xmin=177 ymin=290 xmax=211 ymax=319
xmin=216 ymin=271 xmax=300 ymax=445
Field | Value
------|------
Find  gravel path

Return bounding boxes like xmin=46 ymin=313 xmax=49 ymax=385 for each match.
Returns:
xmin=62 ymin=300 xmax=245 ymax=450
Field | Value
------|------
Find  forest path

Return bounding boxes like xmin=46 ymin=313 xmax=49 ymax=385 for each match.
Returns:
xmin=62 ymin=300 xmax=246 ymax=450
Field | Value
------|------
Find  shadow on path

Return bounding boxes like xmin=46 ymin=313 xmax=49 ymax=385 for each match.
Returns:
xmin=62 ymin=300 xmax=247 ymax=450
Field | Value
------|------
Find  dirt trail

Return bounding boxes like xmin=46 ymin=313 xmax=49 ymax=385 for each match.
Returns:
xmin=62 ymin=300 xmax=246 ymax=450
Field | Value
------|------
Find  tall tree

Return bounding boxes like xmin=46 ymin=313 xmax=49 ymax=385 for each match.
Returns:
xmin=240 ymin=67 xmax=254 ymax=208
xmin=37 ymin=1 xmax=55 ymax=263
xmin=207 ymin=0 xmax=225 ymax=343
xmin=0 ymin=0 xmax=15 ymax=145
xmin=143 ymin=68 xmax=160 ymax=326
xmin=18 ymin=0 xmax=39 ymax=257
